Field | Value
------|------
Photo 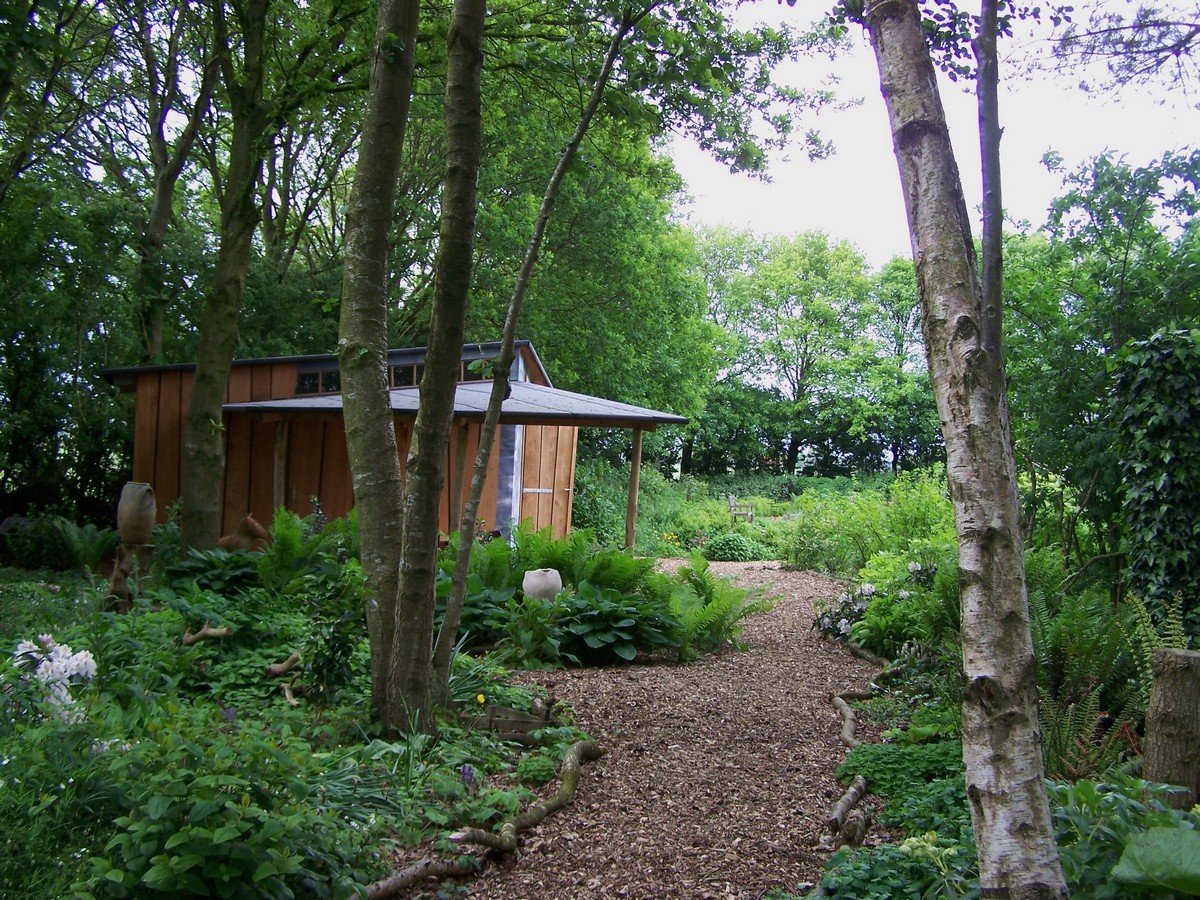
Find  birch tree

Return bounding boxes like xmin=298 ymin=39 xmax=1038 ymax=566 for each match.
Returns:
xmin=859 ymin=0 xmax=1067 ymax=893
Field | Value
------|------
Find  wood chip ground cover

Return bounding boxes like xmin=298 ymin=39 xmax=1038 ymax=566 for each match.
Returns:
xmin=398 ymin=562 xmax=884 ymax=899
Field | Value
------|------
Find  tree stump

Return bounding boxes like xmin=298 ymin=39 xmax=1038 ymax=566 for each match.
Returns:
xmin=1144 ymin=648 xmax=1200 ymax=809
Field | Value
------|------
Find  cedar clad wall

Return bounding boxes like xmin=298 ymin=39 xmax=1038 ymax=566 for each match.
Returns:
xmin=129 ymin=354 xmax=578 ymax=539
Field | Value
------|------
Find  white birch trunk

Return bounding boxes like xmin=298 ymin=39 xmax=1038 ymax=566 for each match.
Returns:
xmin=862 ymin=1 xmax=1067 ymax=895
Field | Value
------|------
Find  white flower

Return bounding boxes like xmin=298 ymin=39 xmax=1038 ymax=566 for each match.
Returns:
xmin=10 ymin=635 xmax=95 ymax=723
xmin=837 ymin=618 xmax=851 ymax=635
xmin=858 ymin=583 xmax=876 ymax=596
xmin=898 ymin=590 xmax=912 ymax=600
xmin=907 ymin=561 xmax=922 ymax=574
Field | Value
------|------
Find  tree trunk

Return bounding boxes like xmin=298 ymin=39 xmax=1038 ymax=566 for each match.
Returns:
xmin=430 ymin=6 xmax=642 ymax=696
xmin=785 ymin=429 xmax=801 ymax=475
xmin=337 ymin=0 xmax=422 ymax=724
xmin=390 ymin=0 xmax=485 ymax=730
xmin=131 ymin=0 xmax=219 ymax=361
xmin=1144 ymin=648 xmax=1200 ymax=809
xmin=179 ymin=0 xmax=270 ymax=551
xmin=862 ymin=1 xmax=1067 ymax=895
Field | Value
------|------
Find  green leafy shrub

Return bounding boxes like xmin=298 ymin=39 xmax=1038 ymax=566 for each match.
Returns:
xmin=1051 ymin=775 xmax=1200 ymax=898
xmin=784 ymin=468 xmax=955 ymax=577
xmin=163 ymin=548 xmax=263 ymax=596
xmin=663 ymin=498 xmax=735 ymax=551
xmin=514 ymin=753 xmax=558 ymax=786
xmin=575 ymin=548 xmax=657 ymax=594
xmin=557 ymin=581 xmax=678 ymax=664
xmin=820 ymin=831 xmax=978 ymax=899
xmin=835 ymin=740 xmax=964 ymax=798
xmin=883 ymin=702 xmax=962 ymax=745
xmin=2 ymin=515 xmax=75 ymax=571
xmin=702 ymin=532 xmax=770 ymax=562
xmin=570 ymin=458 xmax=626 ymax=546
xmin=0 ymin=571 xmax=102 ymax=647
xmin=293 ymin=562 xmax=368 ymax=704
xmin=0 ymin=659 xmax=120 ymax=896
xmin=490 ymin=595 xmax=570 ymax=669
xmin=77 ymin=709 xmax=370 ymax=898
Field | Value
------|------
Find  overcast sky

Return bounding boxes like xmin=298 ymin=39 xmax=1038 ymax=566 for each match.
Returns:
xmin=670 ymin=11 xmax=1200 ymax=268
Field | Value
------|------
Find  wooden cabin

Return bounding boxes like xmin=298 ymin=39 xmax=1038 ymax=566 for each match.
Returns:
xmin=104 ymin=341 xmax=687 ymax=541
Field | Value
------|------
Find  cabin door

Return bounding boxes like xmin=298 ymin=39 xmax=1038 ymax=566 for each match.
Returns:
xmin=519 ymin=424 xmax=577 ymax=538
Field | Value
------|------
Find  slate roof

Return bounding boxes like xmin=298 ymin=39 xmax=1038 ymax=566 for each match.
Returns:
xmin=224 ymin=380 xmax=689 ymax=430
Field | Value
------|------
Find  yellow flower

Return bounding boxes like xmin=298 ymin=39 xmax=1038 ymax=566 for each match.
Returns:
xmin=475 ymin=693 xmax=486 ymax=705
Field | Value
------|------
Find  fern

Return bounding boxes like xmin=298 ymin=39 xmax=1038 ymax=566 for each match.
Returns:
xmin=578 ymin=549 xmax=655 ymax=594
xmin=469 ymin=536 xmax=517 ymax=590
xmin=1039 ymin=689 xmax=1132 ymax=781
xmin=668 ymin=553 xmax=776 ymax=659
xmin=669 ymin=583 xmax=717 ymax=661
xmin=53 ymin=517 xmax=119 ymax=574
xmin=1123 ymin=592 xmax=1189 ymax=715
xmin=1027 ymin=580 xmax=1055 ymax=688
xmin=514 ymin=526 xmax=596 ymax=586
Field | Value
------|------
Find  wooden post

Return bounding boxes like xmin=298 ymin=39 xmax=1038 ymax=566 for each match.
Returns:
xmin=624 ymin=428 xmax=643 ymax=550
xmin=1144 ymin=648 xmax=1200 ymax=809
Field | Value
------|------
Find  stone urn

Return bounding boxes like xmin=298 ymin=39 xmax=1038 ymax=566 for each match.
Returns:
xmin=522 ymin=567 xmax=563 ymax=601
xmin=117 ymin=482 xmax=156 ymax=545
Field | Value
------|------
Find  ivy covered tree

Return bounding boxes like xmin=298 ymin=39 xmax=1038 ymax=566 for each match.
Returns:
xmin=1114 ymin=328 xmax=1200 ymax=636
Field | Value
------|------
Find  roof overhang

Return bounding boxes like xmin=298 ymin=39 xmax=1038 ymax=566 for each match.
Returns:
xmin=224 ymin=380 xmax=688 ymax=431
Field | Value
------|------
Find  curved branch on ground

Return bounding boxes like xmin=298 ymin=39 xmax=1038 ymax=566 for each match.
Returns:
xmin=265 ymin=651 xmax=300 ymax=677
xmin=365 ymin=739 xmax=604 ymax=898
xmin=181 ymin=621 xmax=234 ymax=645
xmin=827 ymin=774 xmax=868 ymax=833
xmin=831 ymin=694 xmax=861 ymax=749
xmin=365 ymin=854 xmax=483 ymax=899
xmin=451 ymin=739 xmax=605 ymax=851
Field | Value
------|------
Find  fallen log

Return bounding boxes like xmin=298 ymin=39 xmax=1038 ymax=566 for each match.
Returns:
xmin=831 ymin=694 xmax=860 ymax=748
xmin=826 ymin=774 xmax=868 ymax=833
xmin=365 ymin=853 xmax=483 ymax=899
xmin=365 ymin=738 xmax=603 ymax=898
xmin=846 ymin=642 xmax=889 ymax=668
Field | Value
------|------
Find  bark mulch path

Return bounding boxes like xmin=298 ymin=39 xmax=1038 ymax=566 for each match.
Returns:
xmin=416 ymin=562 xmax=883 ymax=899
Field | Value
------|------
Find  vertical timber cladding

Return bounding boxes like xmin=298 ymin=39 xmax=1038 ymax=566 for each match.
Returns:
xmin=519 ymin=424 xmax=578 ymax=538
xmin=222 ymin=363 xmax=297 ymax=535
xmin=131 ymin=371 xmax=161 ymax=501
xmin=144 ymin=369 xmax=188 ymax=524
xmin=439 ymin=421 xmax=503 ymax=537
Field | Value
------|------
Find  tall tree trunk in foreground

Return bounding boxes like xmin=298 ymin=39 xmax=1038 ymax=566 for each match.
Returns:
xmin=180 ymin=0 xmax=269 ymax=550
xmin=862 ymin=0 xmax=1067 ymax=895
xmin=390 ymin=0 xmax=486 ymax=730
xmin=431 ymin=6 xmax=644 ymax=693
xmin=337 ymin=0 xmax=421 ymax=723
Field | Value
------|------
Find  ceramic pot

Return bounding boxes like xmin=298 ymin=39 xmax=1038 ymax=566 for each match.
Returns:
xmin=117 ymin=482 xmax=156 ymax=545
